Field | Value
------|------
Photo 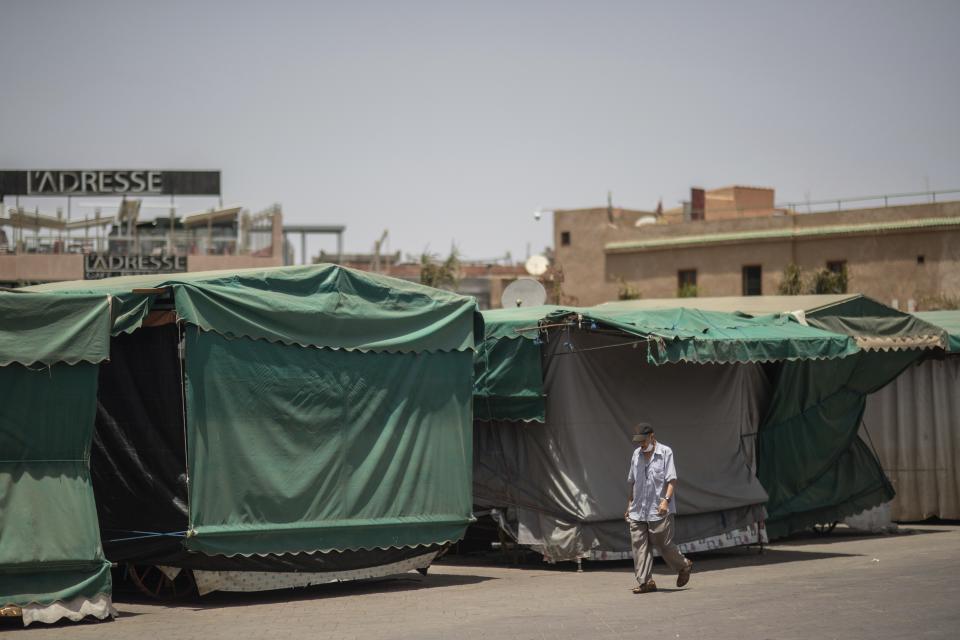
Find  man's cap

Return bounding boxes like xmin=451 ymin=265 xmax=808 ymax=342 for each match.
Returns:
xmin=631 ymin=423 xmax=654 ymax=443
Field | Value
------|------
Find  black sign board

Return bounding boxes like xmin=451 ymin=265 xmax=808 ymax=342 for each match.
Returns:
xmin=84 ymin=253 xmax=188 ymax=280
xmin=0 ymin=170 xmax=220 ymax=198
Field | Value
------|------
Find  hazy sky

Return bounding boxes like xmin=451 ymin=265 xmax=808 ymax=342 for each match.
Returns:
xmin=2 ymin=1 xmax=958 ymax=263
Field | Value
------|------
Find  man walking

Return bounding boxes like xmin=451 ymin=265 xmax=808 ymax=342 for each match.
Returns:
xmin=625 ymin=423 xmax=693 ymax=594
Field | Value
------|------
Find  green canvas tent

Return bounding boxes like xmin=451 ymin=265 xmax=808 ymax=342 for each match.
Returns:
xmin=473 ymin=294 xmax=948 ymax=563
xmin=473 ymin=302 xmax=863 ymax=562
xmin=1 ymin=265 xmax=479 ymax=624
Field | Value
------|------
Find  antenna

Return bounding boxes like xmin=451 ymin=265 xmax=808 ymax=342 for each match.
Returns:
xmin=501 ymin=278 xmax=547 ymax=308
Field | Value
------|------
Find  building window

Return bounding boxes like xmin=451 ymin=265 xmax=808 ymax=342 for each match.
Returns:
xmin=678 ymin=269 xmax=697 ymax=288
xmin=827 ymin=260 xmax=846 ymax=274
xmin=820 ymin=260 xmax=848 ymax=294
xmin=560 ymin=231 xmax=571 ymax=246
xmin=742 ymin=265 xmax=762 ymax=296
xmin=677 ymin=269 xmax=697 ymax=297
xmin=917 ymin=255 xmax=925 ymax=265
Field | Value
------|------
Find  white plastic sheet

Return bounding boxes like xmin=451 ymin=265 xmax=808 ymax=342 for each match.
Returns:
xmin=862 ymin=356 xmax=960 ymax=521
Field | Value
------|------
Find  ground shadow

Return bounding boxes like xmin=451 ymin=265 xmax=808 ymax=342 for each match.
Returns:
xmin=444 ymin=523 xmax=959 ymax=574
xmin=771 ymin=524 xmax=952 ymax=547
xmin=111 ymin=571 xmax=496 ymax=612
xmin=441 ymin=544 xmax=862 ymax=576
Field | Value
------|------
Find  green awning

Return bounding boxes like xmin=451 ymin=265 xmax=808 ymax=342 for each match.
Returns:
xmin=474 ymin=306 xmax=558 ymax=423
xmin=553 ymin=307 xmax=859 ymax=365
xmin=0 ymin=292 xmax=111 ymax=366
xmin=475 ymin=304 xmax=859 ymax=423
xmin=804 ymin=295 xmax=947 ymax=351
xmin=24 ymin=264 xmax=479 ymax=353
xmin=915 ymin=310 xmax=960 ymax=353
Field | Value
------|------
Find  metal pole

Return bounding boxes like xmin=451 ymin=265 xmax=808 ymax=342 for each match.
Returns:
xmin=337 ymin=231 xmax=343 ymax=264
xmin=301 ymin=232 xmax=306 ymax=265
xmin=169 ymin=193 xmax=175 ymax=255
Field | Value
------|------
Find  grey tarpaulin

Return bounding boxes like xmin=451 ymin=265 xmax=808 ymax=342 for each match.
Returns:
xmin=862 ymin=355 xmax=960 ymax=521
xmin=474 ymin=327 xmax=770 ymax=562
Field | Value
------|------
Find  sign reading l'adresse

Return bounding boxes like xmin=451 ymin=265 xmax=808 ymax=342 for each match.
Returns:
xmin=85 ymin=253 xmax=188 ymax=279
xmin=0 ymin=170 xmax=220 ymax=197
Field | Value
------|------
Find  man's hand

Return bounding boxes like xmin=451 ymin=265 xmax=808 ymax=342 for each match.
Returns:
xmin=657 ymin=498 xmax=669 ymax=516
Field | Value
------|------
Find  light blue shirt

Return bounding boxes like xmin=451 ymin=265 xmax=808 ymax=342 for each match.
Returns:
xmin=627 ymin=442 xmax=678 ymax=522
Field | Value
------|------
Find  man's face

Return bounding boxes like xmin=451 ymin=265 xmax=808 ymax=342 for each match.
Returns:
xmin=637 ymin=435 xmax=655 ymax=450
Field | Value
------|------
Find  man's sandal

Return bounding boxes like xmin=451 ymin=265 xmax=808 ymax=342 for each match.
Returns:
xmin=632 ymin=579 xmax=657 ymax=594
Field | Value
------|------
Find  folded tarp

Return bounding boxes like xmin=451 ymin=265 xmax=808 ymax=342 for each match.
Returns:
xmin=758 ymin=349 xmax=919 ymax=538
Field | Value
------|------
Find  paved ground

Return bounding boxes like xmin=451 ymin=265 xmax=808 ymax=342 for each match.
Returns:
xmin=5 ymin=524 xmax=959 ymax=640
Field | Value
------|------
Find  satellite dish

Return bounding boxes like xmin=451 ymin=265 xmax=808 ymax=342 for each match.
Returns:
xmin=635 ymin=215 xmax=657 ymax=227
xmin=501 ymin=278 xmax=547 ymax=308
xmin=525 ymin=254 xmax=549 ymax=276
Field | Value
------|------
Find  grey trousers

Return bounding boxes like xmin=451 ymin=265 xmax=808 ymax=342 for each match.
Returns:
xmin=629 ymin=514 xmax=688 ymax=585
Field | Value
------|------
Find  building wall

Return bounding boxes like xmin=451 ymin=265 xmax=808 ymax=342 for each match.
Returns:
xmin=0 ymin=253 xmax=83 ymax=284
xmin=187 ymin=254 xmax=283 ymax=272
xmin=558 ymin=200 xmax=960 ymax=308
xmin=553 ymin=207 xmax=652 ymax=305
xmin=705 ymin=186 xmax=778 ymax=220
xmin=606 ymin=241 xmax=792 ymax=300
